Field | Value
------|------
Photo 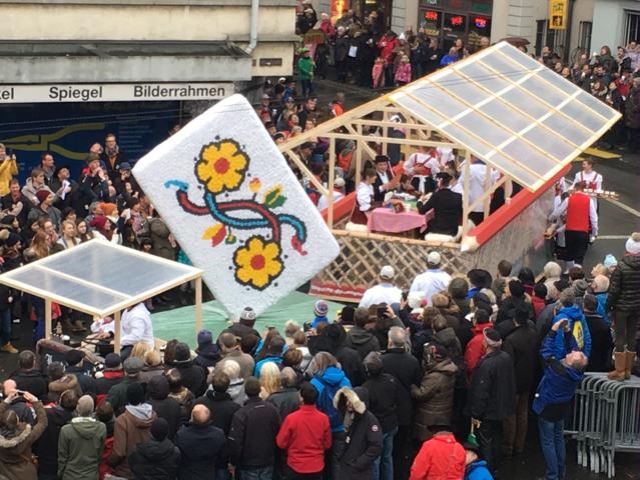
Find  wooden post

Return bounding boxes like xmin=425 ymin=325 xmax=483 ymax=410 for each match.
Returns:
xmin=195 ymin=277 xmax=203 ymax=333
xmin=355 ymin=123 xmax=363 ymax=186
xmin=462 ymin=152 xmax=471 ymax=238
xmin=483 ymin=165 xmax=492 ymax=220
xmin=114 ymin=310 xmax=121 ymax=354
xmin=328 ymin=137 xmax=336 ymax=229
xmin=45 ymin=298 xmax=52 ymax=339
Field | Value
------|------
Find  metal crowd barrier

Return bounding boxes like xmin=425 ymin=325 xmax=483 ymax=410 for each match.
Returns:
xmin=566 ymin=372 xmax=640 ymax=478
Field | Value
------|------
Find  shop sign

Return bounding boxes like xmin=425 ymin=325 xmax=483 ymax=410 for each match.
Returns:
xmin=548 ymin=0 xmax=568 ymax=30
xmin=0 ymin=83 xmax=232 ymax=104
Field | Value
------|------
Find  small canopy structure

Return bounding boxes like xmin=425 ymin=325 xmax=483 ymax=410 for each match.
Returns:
xmin=279 ymin=41 xmax=621 ymax=238
xmin=0 ymin=239 xmax=204 ymax=353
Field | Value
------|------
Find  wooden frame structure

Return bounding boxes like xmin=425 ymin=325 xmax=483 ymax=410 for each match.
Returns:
xmin=278 ymin=41 xmax=621 ymax=244
xmin=0 ymin=239 xmax=204 ymax=353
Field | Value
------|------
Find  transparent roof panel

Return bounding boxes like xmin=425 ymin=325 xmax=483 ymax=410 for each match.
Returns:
xmin=388 ymin=41 xmax=622 ymax=190
xmin=0 ymin=239 xmax=203 ymax=316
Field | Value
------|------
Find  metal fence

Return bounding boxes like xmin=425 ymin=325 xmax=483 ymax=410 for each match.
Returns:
xmin=565 ymin=373 xmax=640 ymax=478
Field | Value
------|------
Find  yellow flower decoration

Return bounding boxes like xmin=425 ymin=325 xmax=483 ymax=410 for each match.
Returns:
xmin=234 ymin=236 xmax=283 ymax=290
xmin=196 ymin=139 xmax=248 ymax=193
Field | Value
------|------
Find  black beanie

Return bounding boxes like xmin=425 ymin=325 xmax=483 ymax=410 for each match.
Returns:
xmin=150 ymin=418 xmax=169 ymax=441
xmin=126 ymin=382 xmax=145 ymax=406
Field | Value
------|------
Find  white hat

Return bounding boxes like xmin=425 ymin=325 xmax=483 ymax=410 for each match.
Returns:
xmin=427 ymin=251 xmax=441 ymax=266
xmin=334 ymin=177 xmax=346 ymax=188
xmin=625 ymin=232 xmax=640 ymax=255
xmin=380 ymin=265 xmax=395 ymax=279
xmin=278 ymin=77 xmax=286 ymax=83
xmin=398 ymin=33 xmax=406 ymax=41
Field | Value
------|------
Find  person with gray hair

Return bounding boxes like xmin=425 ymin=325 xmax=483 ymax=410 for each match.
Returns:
xmin=58 ymin=395 xmax=107 ymax=480
xmin=550 ymin=289 xmax=592 ymax=360
xmin=266 ymin=367 xmax=300 ymax=420
xmin=466 ymin=328 xmax=516 ymax=477
xmin=381 ymin=326 xmax=421 ymax=479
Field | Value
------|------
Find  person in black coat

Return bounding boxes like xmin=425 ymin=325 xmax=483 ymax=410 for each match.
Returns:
xmin=175 ymin=405 xmax=226 ymax=480
xmin=309 ymin=323 xmax=366 ymax=387
xmin=583 ymin=294 xmax=612 ymax=372
xmin=129 ymin=418 xmax=181 ymax=480
xmin=173 ymin=342 xmax=208 ymax=397
xmin=64 ymin=349 xmax=95 ymax=395
xmin=362 ymin=352 xmax=400 ymax=480
xmin=334 ymin=386 xmax=383 ymax=480
xmin=228 ymin=377 xmax=281 ymax=478
xmin=372 ymin=155 xmax=394 ymax=202
xmin=495 ymin=280 xmax=535 ymax=332
xmin=147 ymin=375 xmax=182 ymax=440
xmin=502 ymin=306 xmax=539 ymax=456
xmin=381 ymin=326 xmax=422 ymax=480
xmin=466 ymin=328 xmax=516 ymax=478
xmin=266 ymin=367 xmax=301 ymax=420
xmin=33 ymin=389 xmax=78 ymax=480
xmin=416 ymin=172 xmax=462 ymax=237
xmin=9 ymin=350 xmax=47 ymax=400
xmin=193 ymin=371 xmax=240 ymax=479
xmin=193 ymin=329 xmax=221 ymax=370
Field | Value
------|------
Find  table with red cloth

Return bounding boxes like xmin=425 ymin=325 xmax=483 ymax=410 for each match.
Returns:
xmin=367 ymin=207 xmax=429 ymax=234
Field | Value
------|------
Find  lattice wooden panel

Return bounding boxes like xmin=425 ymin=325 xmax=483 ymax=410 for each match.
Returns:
xmin=316 ymin=230 xmax=474 ymax=292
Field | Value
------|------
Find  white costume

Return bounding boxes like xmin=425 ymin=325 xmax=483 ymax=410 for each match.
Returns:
xmin=359 ymin=282 xmax=403 ymax=308
xmin=120 ymin=302 xmax=155 ymax=348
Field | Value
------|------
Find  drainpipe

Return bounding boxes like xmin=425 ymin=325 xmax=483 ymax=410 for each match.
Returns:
xmin=244 ymin=0 xmax=260 ymax=54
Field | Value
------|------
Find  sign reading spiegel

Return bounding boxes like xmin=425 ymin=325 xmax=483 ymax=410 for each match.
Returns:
xmin=0 ymin=83 xmax=231 ymax=104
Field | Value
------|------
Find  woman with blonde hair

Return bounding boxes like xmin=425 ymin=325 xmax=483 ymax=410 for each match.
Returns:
xmin=56 ymin=219 xmax=78 ymax=249
xmin=130 ymin=341 xmax=152 ymax=360
xmin=259 ymin=362 xmax=282 ymax=400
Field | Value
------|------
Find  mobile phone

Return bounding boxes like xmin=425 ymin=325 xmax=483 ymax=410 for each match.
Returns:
xmin=16 ymin=390 xmax=26 ymax=395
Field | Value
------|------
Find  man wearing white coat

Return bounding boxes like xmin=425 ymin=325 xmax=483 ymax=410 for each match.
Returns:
xmin=359 ymin=265 xmax=403 ymax=308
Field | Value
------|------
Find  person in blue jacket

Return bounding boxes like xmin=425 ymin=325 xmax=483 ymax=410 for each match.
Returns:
xmin=551 ymin=289 xmax=592 ymax=359
xmin=463 ymin=442 xmax=493 ymax=480
xmin=533 ymin=318 xmax=588 ymax=480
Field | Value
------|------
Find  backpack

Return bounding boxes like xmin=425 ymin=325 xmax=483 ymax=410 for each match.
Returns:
xmin=316 ymin=377 xmax=343 ymax=430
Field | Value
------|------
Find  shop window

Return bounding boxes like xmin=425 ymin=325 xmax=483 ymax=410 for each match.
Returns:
xmin=624 ymin=11 xmax=640 ymax=46
xmin=468 ymin=16 xmax=491 ymax=50
xmin=421 ymin=9 xmax=442 ymax=38
xmin=577 ymin=21 xmax=592 ymax=53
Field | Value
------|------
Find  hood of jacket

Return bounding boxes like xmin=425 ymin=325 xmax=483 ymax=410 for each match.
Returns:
xmin=556 ymin=305 xmax=584 ymax=322
xmin=348 ymin=326 xmax=376 ymax=345
xmin=125 ymin=403 xmax=155 ymax=425
xmin=435 ymin=326 xmax=457 ymax=344
xmin=137 ymin=438 xmax=177 ymax=461
xmin=48 ymin=373 xmax=79 ymax=394
xmin=0 ymin=423 xmax=31 ymax=449
xmin=70 ymin=417 xmax=102 ymax=439
xmin=147 ymin=375 xmax=170 ymax=400
xmin=621 ymin=254 xmax=640 ymax=270
xmin=472 ymin=322 xmax=494 ymax=335
xmin=196 ymin=343 xmax=221 ymax=361
xmin=333 ymin=386 xmax=366 ymax=414
xmin=431 ymin=358 xmax=459 ymax=375
xmin=319 ymin=365 xmax=348 ymax=386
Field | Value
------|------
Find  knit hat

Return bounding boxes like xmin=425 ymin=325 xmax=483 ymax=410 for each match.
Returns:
xmin=150 ymin=418 xmax=169 ymax=441
xmin=314 ymin=300 xmax=329 ymax=317
xmin=4 ymin=233 xmax=21 ymax=248
xmin=124 ymin=357 xmax=144 ymax=375
xmin=90 ymin=215 xmax=108 ymax=230
xmin=625 ymin=232 xmax=640 ymax=255
xmin=76 ymin=395 xmax=94 ymax=417
xmin=35 ymin=190 xmax=51 ymax=205
xmin=240 ymin=307 xmax=257 ymax=325
xmin=603 ymin=254 xmax=617 ymax=269
xmin=119 ymin=162 xmax=132 ymax=171
xmin=104 ymin=353 xmax=122 ymax=370
xmin=483 ymin=328 xmax=502 ymax=348
xmin=197 ymin=329 xmax=213 ymax=346
xmin=65 ymin=349 xmax=85 ymax=366
xmin=572 ymin=279 xmax=589 ymax=297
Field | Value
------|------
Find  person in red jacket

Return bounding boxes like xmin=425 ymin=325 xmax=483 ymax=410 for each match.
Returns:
xmin=549 ymin=181 xmax=598 ymax=268
xmin=464 ymin=309 xmax=493 ymax=384
xmin=409 ymin=417 xmax=466 ymax=480
xmin=276 ymin=382 xmax=332 ymax=479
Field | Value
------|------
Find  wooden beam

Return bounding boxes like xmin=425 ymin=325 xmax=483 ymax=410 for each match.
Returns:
xmin=114 ymin=310 xmax=121 ymax=354
xmin=462 ymin=152 xmax=471 ymax=238
xmin=45 ymin=298 xmax=52 ymax=340
xmin=195 ymin=277 xmax=203 ymax=333
xmin=327 ymin=137 xmax=336 ymax=229
xmin=331 ymin=229 xmax=462 ymax=249
xmin=282 ymin=149 xmax=329 ymax=197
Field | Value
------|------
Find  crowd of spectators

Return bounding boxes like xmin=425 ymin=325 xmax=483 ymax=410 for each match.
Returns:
xmin=1 ymin=231 xmax=639 ymax=479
